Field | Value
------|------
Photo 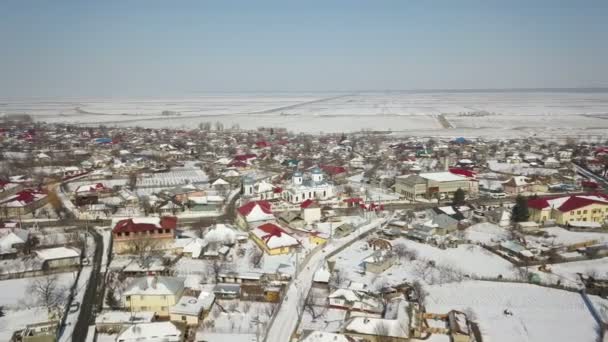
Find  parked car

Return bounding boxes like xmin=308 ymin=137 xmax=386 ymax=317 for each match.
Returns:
xmin=490 ymin=192 xmax=507 ymax=199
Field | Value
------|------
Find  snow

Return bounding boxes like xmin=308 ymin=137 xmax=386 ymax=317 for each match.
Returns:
xmin=425 ymin=280 xmax=608 ymax=342
xmin=10 ymin=91 xmax=608 ymax=135
xmin=533 ymin=227 xmax=608 ymax=246
xmin=420 ymin=172 xmax=467 ymax=182
xmin=35 ymin=246 xmax=80 ymax=260
xmin=465 ymin=222 xmax=510 ymax=244
xmin=265 ymin=216 xmax=388 ymax=342
xmin=0 ymin=272 xmax=78 ymax=340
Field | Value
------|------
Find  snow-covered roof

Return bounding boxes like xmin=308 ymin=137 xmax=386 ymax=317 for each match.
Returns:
xmin=344 ymin=300 xmax=410 ymax=338
xmin=116 ymin=322 xmax=182 ymax=342
xmin=123 ymin=276 xmax=185 ymax=296
xmin=35 ymin=247 xmax=80 ymax=261
xmin=251 ymin=223 xmax=299 ymax=250
xmin=420 ymin=172 xmax=467 ymax=182
xmin=313 ymin=266 xmax=331 ymax=283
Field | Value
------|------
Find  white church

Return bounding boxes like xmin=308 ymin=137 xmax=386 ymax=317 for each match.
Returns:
xmin=282 ymin=167 xmax=335 ymax=204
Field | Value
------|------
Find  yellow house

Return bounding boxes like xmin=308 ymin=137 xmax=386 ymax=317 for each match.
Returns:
xmin=309 ymin=232 xmax=328 ymax=246
xmin=528 ymin=195 xmax=608 ymax=225
xmin=250 ymin=222 xmax=300 ymax=255
xmin=123 ymin=276 xmax=185 ymax=317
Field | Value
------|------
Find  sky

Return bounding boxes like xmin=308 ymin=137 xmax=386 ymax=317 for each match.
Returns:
xmin=1 ymin=0 xmax=607 ymax=97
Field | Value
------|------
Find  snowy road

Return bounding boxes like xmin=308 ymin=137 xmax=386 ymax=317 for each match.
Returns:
xmin=264 ymin=214 xmax=391 ymax=342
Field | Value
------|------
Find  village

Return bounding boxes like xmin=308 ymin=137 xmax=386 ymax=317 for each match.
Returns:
xmin=2 ymin=117 xmax=608 ymax=342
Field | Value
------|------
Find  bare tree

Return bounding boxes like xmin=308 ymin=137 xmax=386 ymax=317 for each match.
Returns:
xmin=128 ymin=235 xmax=160 ymax=267
xmin=249 ymin=248 xmax=263 ymax=269
xmin=412 ymin=280 xmax=427 ymax=305
xmin=393 ymin=243 xmax=417 ymax=261
xmin=412 ymin=259 xmax=435 ymax=283
xmin=207 ymin=260 xmax=234 ymax=283
xmin=28 ymin=275 xmax=65 ymax=311
xmin=330 ymin=267 xmax=346 ymax=289
xmin=304 ymin=291 xmax=327 ymax=321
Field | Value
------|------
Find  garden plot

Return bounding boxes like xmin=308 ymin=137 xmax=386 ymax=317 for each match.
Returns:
xmin=329 ymin=238 xmax=517 ymax=289
xmin=197 ymin=300 xmax=276 ymax=339
xmin=175 ymin=240 xmax=297 ymax=278
xmin=425 ymin=280 xmax=608 ymax=342
xmin=465 ymin=222 xmax=510 ymax=245
xmin=0 ymin=272 xmax=77 ymax=340
xmin=533 ymin=257 xmax=608 ymax=288
xmin=531 ymin=227 xmax=608 ymax=246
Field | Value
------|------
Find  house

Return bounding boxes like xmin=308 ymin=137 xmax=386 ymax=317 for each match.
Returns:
xmin=502 ymin=176 xmax=546 ymax=195
xmin=0 ymin=228 xmax=29 ymax=258
xmin=250 ymin=223 xmax=300 ymax=255
xmin=73 ymin=183 xmax=111 ymax=206
xmin=528 ymin=194 xmax=608 ymax=225
xmin=95 ymin=311 xmax=155 ymax=333
xmin=188 ymin=196 xmax=224 ymax=213
xmin=363 ymin=250 xmax=397 ymax=274
xmin=282 ymin=168 xmax=335 ymax=204
xmin=0 ymin=190 xmax=48 ymax=217
xmin=343 ymin=299 xmax=411 ymax=342
xmin=213 ymin=283 xmax=241 ymax=299
xmin=116 ymin=321 xmax=184 ymax=342
xmin=35 ymin=247 xmax=80 ymax=270
xmin=299 ymin=331 xmax=365 ymax=342
xmin=301 ymin=199 xmax=322 ymax=224
xmin=123 ymin=276 xmax=185 ymax=317
xmin=235 ymin=200 xmax=274 ymax=229
xmin=112 ymin=216 xmax=177 ymax=254
xmin=20 ymin=321 xmax=59 ymax=342
xmin=312 ymin=266 xmax=331 ymax=289
xmin=395 ymin=172 xmax=476 ymax=201
xmin=278 ymin=210 xmax=305 ymax=229
xmin=169 ymin=291 xmax=215 ymax=326
xmin=0 ymin=181 xmax=23 ymax=199
xmin=448 ymin=310 xmax=473 ymax=342
xmin=328 ymin=288 xmax=384 ymax=314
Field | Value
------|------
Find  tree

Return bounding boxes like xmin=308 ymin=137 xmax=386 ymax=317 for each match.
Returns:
xmin=128 ymin=236 xmax=160 ymax=267
xmin=28 ymin=275 xmax=65 ymax=310
xmin=0 ymin=306 xmax=4 ymax=317
xmin=452 ymin=188 xmax=466 ymax=206
xmin=411 ymin=280 xmax=427 ymax=305
xmin=393 ymin=243 xmax=417 ymax=261
xmin=249 ymin=248 xmax=263 ymax=269
xmin=511 ymin=195 xmax=530 ymax=222
xmin=304 ymin=291 xmax=327 ymax=321
xmin=105 ymin=287 xmax=120 ymax=309
xmin=128 ymin=172 xmax=138 ymax=190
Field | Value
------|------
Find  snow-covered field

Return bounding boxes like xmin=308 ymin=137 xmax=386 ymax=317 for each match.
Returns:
xmin=330 ymin=238 xmax=517 ymax=288
xmin=425 ymin=280 xmax=608 ymax=342
xmin=0 ymin=272 xmax=78 ymax=340
xmin=5 ymin=91 xmax=608 ymax=135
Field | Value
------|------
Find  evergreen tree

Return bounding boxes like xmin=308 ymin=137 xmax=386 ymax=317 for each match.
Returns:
xmin=452 ymin=188 xmax=466 ymax=206
xmin=0 ymin=306 xmax=4 ymax=317
xmin=511 ymin=195 xmax=530 ymax=222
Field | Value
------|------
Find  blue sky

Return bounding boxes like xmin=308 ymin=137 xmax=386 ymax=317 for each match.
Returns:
xmin=1 ymin=0 xmax=607 ymax=96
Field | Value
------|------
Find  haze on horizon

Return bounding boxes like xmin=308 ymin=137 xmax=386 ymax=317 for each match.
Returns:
xmin=1 ymin=0 xmax=607 ymax=98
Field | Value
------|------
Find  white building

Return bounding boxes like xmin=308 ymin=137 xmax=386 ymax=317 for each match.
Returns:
xmin=282 ymin=168 xmax=335 ymax=204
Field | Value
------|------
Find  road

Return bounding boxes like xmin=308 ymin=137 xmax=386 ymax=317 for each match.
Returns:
xmin=264 ymin=214 xmax=391 ymax=342
xmin=66 ymin=229 xmax=103 ymax=342
xmin=573 ymin=162 xmax=608 ymax=189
